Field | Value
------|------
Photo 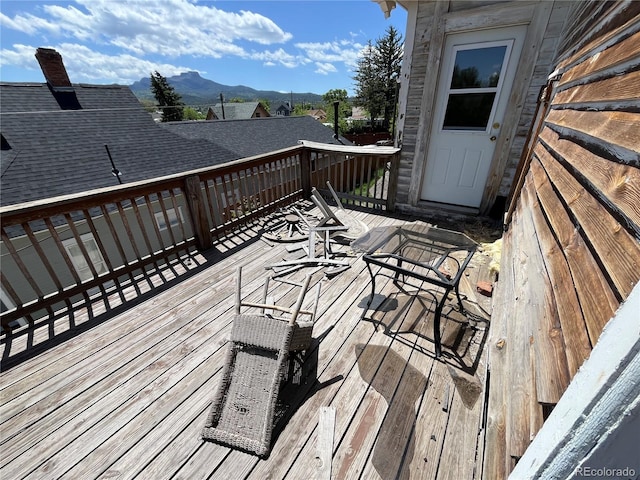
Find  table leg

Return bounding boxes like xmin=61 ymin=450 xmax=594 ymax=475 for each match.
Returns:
xmin=363 ymin=262 xmax=376 ymax=321
xmin=394 ymin=258 xmax=403 ymax=284
xmin=455 ymin=283 xmax=465 ymax=313
xmin=433 ymin=288 xmax=451 ymax=358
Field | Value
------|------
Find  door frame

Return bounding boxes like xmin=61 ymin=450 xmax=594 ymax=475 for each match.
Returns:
xmin=407 ymin=1 xmax=554 ymax=214
xmin=421 ymin=28 xmax=524 ymax=207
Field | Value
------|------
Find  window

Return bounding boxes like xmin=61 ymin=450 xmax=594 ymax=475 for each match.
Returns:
xmin=154 ymin=206 xmax=184 ymax=231
xmin=62 ymin=233 xmax=108 ymax=282
xmin=441 ymin=43 xmax=510 ymax=132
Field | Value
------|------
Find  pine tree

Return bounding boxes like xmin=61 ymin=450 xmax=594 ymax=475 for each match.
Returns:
xmin=374 ymin=26 xmax=403 ymax=130
xmin=353 ymin=27 xmax=403 ymax=131
xmin=150 ymin=71 xmax=184 ymax=122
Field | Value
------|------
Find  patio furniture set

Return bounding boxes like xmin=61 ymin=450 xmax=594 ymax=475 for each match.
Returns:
xmin=201 ymin=184 xmax=477 ymax=456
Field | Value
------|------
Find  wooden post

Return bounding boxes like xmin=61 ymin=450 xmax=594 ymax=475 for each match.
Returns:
xmin=184 ymin=175 xmax=212 ymax=250
xmin=299 ymin=147 xmax=312 ymax=199
xmin=386 ymin=152 xmax=399 ymax=212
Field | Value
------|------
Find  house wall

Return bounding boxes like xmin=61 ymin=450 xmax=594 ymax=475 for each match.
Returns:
xmin=253 ymin=104 xmax=271 ymax=118
xmin=484 ymin=2 xmax=640 ymax=478
xmin=395 ymin=0 xmax=570 ymax=215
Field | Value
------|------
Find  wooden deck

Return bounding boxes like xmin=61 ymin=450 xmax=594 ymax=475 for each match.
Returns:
xmin=0 ymin=206 xmax=494 ymax=480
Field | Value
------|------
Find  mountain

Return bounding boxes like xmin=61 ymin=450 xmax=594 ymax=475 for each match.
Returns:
xmin=130 ymin=71 xmax=324 ymax=108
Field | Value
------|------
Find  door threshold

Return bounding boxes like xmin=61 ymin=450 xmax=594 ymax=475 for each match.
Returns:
xmin=418 ymin=200 xmax=480 ymax=216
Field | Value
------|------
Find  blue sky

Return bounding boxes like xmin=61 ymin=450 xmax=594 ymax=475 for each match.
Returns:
xmin=0 ymin=0 xmax=407 ymax=96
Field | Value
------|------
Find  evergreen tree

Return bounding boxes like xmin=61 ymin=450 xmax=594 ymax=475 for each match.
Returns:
xmin=353 ymin=26 xmax=403 ymax=131
xmin=353 ymin=40 xmax=385 ymax=127
xmin=150 ymin=71 xmax=185 ymax=122
xmin=374 ymin=26 xmax=403 ymax=130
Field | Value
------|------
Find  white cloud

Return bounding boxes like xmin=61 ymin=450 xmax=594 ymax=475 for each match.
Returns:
xmin=250 ymin=48 xmax=302 ymax=68
xmin=314 ymin=62 xmax=337 ymax=75
xmin=2 ymin=0 xmax=293 ymax=59
xmin=0 ymin=0 xmax=377 ymax=86
xmin=295 ymin=40 xmax=364 ymax=68
xmin=0 ymin=43 xmax=194 ymax=84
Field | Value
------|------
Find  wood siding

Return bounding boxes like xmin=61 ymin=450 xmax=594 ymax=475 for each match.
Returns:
xmin=484 ymin=2 xmax=640 ymax=477
xmin=395 ymin=0 xmax=569 ymax=214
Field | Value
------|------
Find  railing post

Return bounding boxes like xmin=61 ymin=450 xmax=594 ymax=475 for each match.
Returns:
xmin=386 ymin=152 xmax=400 ymax=212
xmin=300 ymin=147 xmax=312 ymax=198
xmin=185 ymin=175 xmax=212 ymax=250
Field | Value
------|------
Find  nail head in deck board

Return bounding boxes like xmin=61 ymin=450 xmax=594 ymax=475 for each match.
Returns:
xmin=536 ymin=143 xmax=640 ymax=298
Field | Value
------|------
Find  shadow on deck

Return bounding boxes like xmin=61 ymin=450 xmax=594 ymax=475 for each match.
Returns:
xmin=0 ymin=205 xmax=495 ymax=480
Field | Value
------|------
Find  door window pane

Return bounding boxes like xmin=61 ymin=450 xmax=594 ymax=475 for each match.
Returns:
xmin=450 ymin=46 xmax=507 ymax=89
xmin=443 ymin=93 xmax=496 ymax=130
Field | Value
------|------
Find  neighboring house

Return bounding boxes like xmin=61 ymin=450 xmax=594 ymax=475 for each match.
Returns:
xmin=161 ymin=115 xmax=351 ymax=159
xmin=273 ymin=102 xmax=293 ymax=117
xmin=306 ymin=109 xmax=327 ymax=122
xmin=0 ymin=49 xmax=238 ymax=207
xmin=381 ymin=1 xmax=639 ymax=478
xmin=206 ymin=101 xmax=270 ymax=120
xmin=349 ymin=106 xmax=368 ymax=122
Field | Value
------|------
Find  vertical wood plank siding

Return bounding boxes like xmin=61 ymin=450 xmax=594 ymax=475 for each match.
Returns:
xmin=0 ymin=146 xmax=398 ymax=332
xmin=485 ymin=3 xmax=640 ymax=478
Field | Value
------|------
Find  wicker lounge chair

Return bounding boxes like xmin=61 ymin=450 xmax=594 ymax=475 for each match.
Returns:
xmin=202 ymin=267 xmax=320 ymax=457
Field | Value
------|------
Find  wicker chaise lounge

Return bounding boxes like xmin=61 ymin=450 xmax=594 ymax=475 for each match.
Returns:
xmin=202 ymin=267 xmax=320 ymax=457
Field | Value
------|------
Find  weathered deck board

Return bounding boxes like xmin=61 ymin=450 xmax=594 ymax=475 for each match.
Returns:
xmin=0 ymin=207 xmax=493 ymax=480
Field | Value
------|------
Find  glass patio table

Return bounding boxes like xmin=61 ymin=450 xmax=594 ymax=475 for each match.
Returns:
xmin=352 ymin=222 xmax=477 ymax=358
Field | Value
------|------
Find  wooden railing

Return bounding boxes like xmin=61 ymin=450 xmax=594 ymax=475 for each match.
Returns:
xmin=0 ymin=144 xmax=399 ymax=332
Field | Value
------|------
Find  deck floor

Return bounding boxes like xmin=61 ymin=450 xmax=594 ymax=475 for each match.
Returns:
xmin=0 ymin=206 xmax=494 ymax=480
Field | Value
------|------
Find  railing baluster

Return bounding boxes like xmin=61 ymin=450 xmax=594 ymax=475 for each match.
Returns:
xmin=366 ymin=155 xmax=374 ymax=207
xmin=63 ymin=212 xmax=109 ymax=303
xmin=0 ymin=145 xmax=397 ymax=330
xmin=22 ymin=222 xmax=69 ymax=308
xmin=169 ymin=188 xmax=188 ymax=243
xmin=83 ymin=207 xmax=126 ymax=305
xmin=130 ymin=199 xmax=158 ymax=270
xmin=0 ymin=227 xmax=52 ymax=317
xmin=44 ymin=216 xmax=90 ymax=305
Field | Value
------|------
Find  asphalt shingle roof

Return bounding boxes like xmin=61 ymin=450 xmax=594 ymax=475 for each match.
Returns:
xmin=161 ymin=115 xmax=351 ymax=159
xmin=1 ymin=82 xmax=351 ymax=208
xmin=209 ymin=102 xmax=263 ymax=120
xmin=0 ymin=83 xmax=238 ymax=207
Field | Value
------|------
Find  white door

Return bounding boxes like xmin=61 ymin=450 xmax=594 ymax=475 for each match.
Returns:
xmin=421 ymin=25 xmax=526 ymax=207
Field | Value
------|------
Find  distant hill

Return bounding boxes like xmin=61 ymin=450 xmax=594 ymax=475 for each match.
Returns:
xmin=130 ymin=71 xmax=324 ymax=108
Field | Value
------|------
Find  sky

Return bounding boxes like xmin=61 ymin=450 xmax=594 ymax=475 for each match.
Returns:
xmin=0 ymin=0 xmax=407 ymax=96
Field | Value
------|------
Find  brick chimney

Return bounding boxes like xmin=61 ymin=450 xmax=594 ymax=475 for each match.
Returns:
xmin=35 ymin=48 xmax=73 ymax=91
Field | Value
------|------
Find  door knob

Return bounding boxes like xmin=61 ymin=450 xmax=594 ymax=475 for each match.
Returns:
xmin=490 ymin=135 xmax=497 ymax=142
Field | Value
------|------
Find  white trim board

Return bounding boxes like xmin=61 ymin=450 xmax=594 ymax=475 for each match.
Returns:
xmin=511 ymin=283 xmax=640 ymax=479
